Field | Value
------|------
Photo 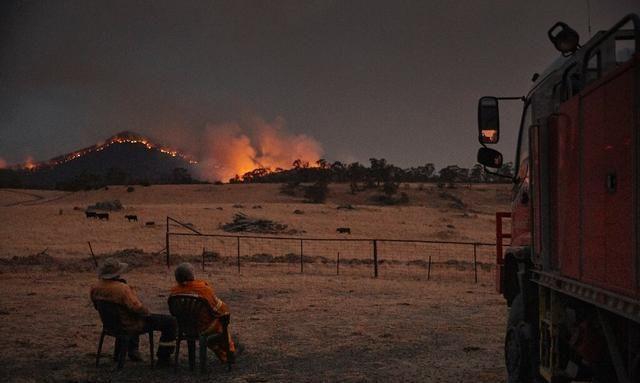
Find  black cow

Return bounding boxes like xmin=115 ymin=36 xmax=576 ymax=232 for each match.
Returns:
xmin=125 ymin=214 xmax=138 ymax=222
xmin=96 ymin=212 xmax=109 ymax=220
xmin=85 ymin=211 xmax=97 ymax=219
xmin=336 ymin=227 xmax=351 ymax=234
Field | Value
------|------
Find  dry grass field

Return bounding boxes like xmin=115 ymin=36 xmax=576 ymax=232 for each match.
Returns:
xmin=0 ymin=183 xmax=510 ymax=382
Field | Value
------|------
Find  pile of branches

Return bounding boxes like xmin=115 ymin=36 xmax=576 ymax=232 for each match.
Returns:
xmin=220 ymin=213 xmax=292 ymax=234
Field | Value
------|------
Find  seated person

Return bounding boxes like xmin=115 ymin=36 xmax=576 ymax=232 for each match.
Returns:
xmin=169 ymin=262 xmax=237 ymax=364
xmin=90 ymin=258 xmax=176 ymax=366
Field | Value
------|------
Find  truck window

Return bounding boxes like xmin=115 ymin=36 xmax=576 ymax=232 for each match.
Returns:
xmin=515 ymin=102 xmax=533 ymax=180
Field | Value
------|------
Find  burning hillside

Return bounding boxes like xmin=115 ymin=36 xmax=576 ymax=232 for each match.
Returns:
xmin=6 ymin=118 xmax=323 ymax=187
xmin=10 ymin=131 xmax=198 ymax=188
xmin=17 ymin=131 xmax=197 ymax=171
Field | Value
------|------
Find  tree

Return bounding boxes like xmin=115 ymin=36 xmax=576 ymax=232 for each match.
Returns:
xmin=498 ymin=162 xmax=514 ymax=180
xmin=470 ymin=164 xmax=485 ymax=183
xmin=438 ymin=165 xmax=462 ymax=184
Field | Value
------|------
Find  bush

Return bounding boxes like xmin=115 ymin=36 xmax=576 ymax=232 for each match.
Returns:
xmin=382 ymin=180 xmax=399 ymax=196
xmin=280 ymin=181 xmax=300 ymax=196
xmin=126 ymin=186 xmax=135 ymax=193
xmin=304 ymin=181 xmax=328 ymax=203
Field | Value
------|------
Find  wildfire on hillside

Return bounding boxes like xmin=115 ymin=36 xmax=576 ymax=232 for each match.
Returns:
xmin=16 ymin=131 xmax=198 ymax=171
xmin=197 ymin=117 xmax=323 ymax=182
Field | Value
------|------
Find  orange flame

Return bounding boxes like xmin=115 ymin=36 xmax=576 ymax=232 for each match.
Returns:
xmin=197 ymin=117 xmax=323 ymax=181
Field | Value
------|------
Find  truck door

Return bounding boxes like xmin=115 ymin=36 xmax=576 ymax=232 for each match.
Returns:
xmin=581 ymin=54 xmax=637 ymax=296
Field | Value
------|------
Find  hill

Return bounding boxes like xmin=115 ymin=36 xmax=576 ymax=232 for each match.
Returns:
xmin=10 ymin=131 xmax=197 ymax=189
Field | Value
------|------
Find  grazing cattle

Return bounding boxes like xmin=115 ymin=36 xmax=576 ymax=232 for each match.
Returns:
xmin=125 ymin=214 xmax=138 ymax=222
xmin=85 ymin=211 xmax=97 ymax=219
xmin=145 ymin=221 xmax=155 ymax=226
xmin=336 ymin=227 xmax=351 ymax=234
xmin=96 ymin=212 xmax=109 ymax=220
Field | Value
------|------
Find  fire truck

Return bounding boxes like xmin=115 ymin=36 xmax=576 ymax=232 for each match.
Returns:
xmin=476 ymin=14 xmax=640 ymax=383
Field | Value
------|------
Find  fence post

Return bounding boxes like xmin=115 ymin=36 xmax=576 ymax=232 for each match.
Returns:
xmin=300 ymin=239 xmax=304 ymax=273
xmin=165 ymin=217 xmax=170 ymax=268
xmin=202 ymin=247 xmax=205 ymax=271
xmin=373 ymin=240 xmax=378 ymax=278
xmin=236 ymin=236 xmax=240 ymax=273
xmin=337 ymin=252 xmax=340 ymax=275
xmin=88 ymin=241 xmax=97 ymax=268
xmin=427 ymin=255 xmax=431 ymax=280
xmin=473 ymin=243 xmax=478 ymax=284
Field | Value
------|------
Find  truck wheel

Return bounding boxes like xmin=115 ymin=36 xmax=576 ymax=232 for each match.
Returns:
xmin=505 ymin=294 xmax=532 ymax=383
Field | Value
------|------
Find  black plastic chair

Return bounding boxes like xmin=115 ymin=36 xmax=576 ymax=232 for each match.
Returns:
xmin=93 ymin=300 xmax=154 ymax=369
xmin=168 ymin=294 xmax=232 ymax=373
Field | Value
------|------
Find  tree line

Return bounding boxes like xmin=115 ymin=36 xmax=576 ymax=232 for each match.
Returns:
xmin=230 ymin=158 xmax=514 ymax=185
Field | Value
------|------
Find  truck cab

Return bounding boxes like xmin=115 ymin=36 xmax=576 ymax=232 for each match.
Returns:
xmin=477 ymin=14 xmax=640 ymax=383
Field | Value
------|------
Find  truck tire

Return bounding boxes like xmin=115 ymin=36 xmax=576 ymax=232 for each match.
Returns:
xmin=505 ymin=294 xmax=532 ymax=383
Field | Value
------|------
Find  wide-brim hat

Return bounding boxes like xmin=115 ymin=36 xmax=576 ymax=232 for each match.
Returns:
xmin=98 ymin=258 xmax=128 ymax=279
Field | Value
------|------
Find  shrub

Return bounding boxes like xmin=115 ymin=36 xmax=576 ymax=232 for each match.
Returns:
xmin=126 ymin=186 xmax=135 ymax=193
xmin=304 ymin=181 xmax=328 ymax=203
xmin=382 ymin=180 xmax=399 ymax=196
xmin=280 ymin=181 xmax=300 ymax=196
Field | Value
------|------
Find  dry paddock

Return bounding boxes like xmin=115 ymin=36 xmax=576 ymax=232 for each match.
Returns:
xmin=0 ymin=263 xmax=507 ymax=383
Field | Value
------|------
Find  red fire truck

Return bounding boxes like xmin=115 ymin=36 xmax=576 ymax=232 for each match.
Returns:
xmin=476 ymin=14 xmax=640 ymax=383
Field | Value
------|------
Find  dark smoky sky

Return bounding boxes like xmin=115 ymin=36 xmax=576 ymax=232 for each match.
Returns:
xmin=0 ymin=0 xmax=638 ymax=168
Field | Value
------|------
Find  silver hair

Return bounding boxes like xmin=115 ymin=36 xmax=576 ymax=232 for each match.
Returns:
xmin=174 ymin=262 xmax=195 ymax=284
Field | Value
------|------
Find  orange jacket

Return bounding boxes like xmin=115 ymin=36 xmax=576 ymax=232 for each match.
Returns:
xmin=170 ymin=279 xmax=235 ymax=361
xmin=90 ymin=279 xmax=149 ymax=333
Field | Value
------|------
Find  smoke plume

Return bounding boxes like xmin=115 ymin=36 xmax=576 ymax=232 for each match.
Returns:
xmin=195 ymin=116 xmax=323 ymax=182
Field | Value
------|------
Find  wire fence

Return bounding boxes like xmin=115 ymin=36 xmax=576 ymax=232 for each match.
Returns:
xmin=165 ymin=217 xmax=497 ymax=283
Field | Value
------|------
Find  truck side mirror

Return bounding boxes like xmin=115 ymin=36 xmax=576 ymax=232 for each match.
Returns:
xmin=478 ymin=96 xmax=500 ymax=144
xmin=477 ymin=147 xmax=503 ymax=168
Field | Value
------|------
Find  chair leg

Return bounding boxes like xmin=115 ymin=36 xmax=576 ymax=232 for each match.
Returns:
xmin=199 ymin=335 xmax=208 ymax=374
xmin=96 ymin=331 xmax=106 ymax=367
xmin=187 ymin=340 xmax=196 ymax=371
xmin=174 ymin=337 xmax=180 ymax=372
xmin=148 ymin=331 xmax=154 ymax=368
xmin=117 ymin=336 xmax=128 ymax=370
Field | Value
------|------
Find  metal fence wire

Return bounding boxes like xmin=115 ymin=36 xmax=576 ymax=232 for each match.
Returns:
xmin=165 ymin=217 xmax=497 ymax=283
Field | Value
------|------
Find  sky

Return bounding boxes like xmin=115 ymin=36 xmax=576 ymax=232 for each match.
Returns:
xmin=0 ymin=0 xmax=638 ymax=170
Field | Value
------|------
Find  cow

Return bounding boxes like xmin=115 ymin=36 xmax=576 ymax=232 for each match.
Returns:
xmin=336 ymin=227 xmax=351 ymax=234
xmin=96 ymin=212 xmax=109 ymax=220
xmin=85 ymin=211 xmax=97 ymax=219
xmin=125 ymin=214 xmax=138 ymax=222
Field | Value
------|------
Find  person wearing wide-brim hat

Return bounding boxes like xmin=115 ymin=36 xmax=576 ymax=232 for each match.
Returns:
xmin=90 ymin=257 xmax=177 ymax=366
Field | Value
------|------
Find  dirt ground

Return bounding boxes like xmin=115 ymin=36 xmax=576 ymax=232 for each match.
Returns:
xmin=0 ymin=265 xmax=506 ymax=382
xmin=0 ymin=183 xmax=510 ymax=382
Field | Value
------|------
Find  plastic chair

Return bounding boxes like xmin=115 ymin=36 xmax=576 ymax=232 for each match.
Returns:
xmin=93 ymin=300 xmax=154 ymax=369
xmin=168 ymin=294 xmax=232 ymax=373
